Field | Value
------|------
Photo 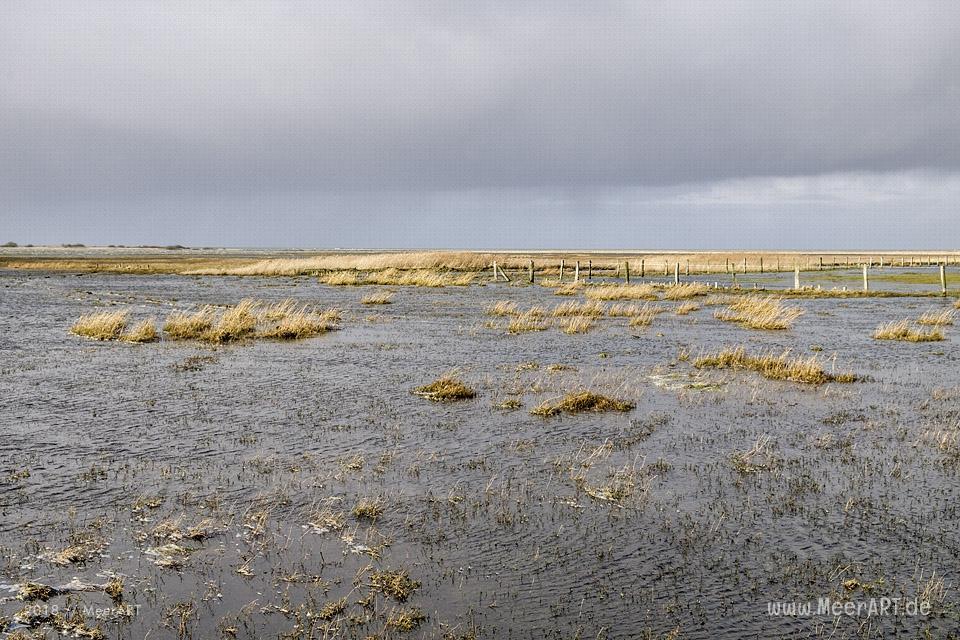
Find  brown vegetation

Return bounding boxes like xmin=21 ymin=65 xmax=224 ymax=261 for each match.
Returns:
xmin=532 ymin=391 xmax=635 ymax=417
xmin=872 ymin=320 xmax=944 ymax=342
xmin=413 ymin=376 xmax=476 ymax=401
xmin=714 ymin=296 xmax=803 ymax=330
xmin=70 ymin=310 xmax=128 ymax=340
xmin=694 ymin=346 xmax=856 ymax=384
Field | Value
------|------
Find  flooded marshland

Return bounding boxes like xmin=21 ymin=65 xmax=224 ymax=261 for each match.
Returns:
xmin=1 ymin=271 xmax=959 ymax=639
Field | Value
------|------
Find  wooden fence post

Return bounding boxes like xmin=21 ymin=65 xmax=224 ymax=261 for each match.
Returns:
xmin=862 ymin=264 xmax=869 ymax=292
xmin=559 ymin=259 xmax=564 ymax=283
xmin=625 ymin=261 xmax=631 ymax=284
xmin=498 ymin=263 xmax=510 ymax=282
xmin=940 ymin=264 xmax=947 ymax=295
xmin=686 ymin=260 xmax=690 ymax=277
xmin=640 ymin=259 xmax=645 ymax=278
xmin=574 ymin=261 xmax=580 ymax=283
xmin=674 ymin=262 xmax=680 ymax=285
xmin=794 ymin=265 xmax=800 ymax=290
xmin=743 ymin=257 xmax=747 ymax=274
xmin=529 ymin=260 xmax=534 ymax=283
xmin=759 ymin=257 xmax=763 ymax=274
xmin=819 ymin=257 xmax=823 ymax=271
xmin=492 ymin=261 xmax=498 ymax=282
xmin=588 ymin=260 xmax=592 ymax=281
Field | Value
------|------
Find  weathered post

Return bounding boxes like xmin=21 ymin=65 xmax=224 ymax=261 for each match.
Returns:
xmin=492 ymin=261 xmax=498 ymax=282
xmin=794 ymin=265 xmax=800 ymax=290
xmin=686 ymin=260 xmax=690 ymax=277
xmin=742 ymin=257 xmax=747 ymax=273
xmin=640 ymin=259 xmax=645 ymax=278
xmin=529 ymin=260 xmax=534 ymax=283
xmin=940 ymin=264 xmax=947 ymax=296
xmin=862 ymin=264 xmax=869 ymax=292
xmin=588 ymin=260 xmax=592 ymax=281
xmin=625 ymin=261 xmax=631 ymax=284
xmin=674 ymin=262 xmax=680 ymax=285
xmin=574 ymin=261 xmax=580 ymax=283
xmin=498 ymin=263 xmax=510 ymax=282
xmin=559 ymin=259 xmax=564 ymax=283
xmin=759 ymin=257 xmax=763 ymax=274
xmin=725 ymin=258 xmax=730 ymax=274
xmin=819 ymin=256 xmax=823 ymax=271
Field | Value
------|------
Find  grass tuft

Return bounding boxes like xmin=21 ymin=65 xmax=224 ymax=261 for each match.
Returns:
xmin=551 ymin=300 xmax=606 ymax=317
xmin=360 ymin=290 xmax=394 ymax=305
xmin=508 ymin=308 xmax=551 ymax=333
xmin=560 ymin=316 xmax=595 ymax=334
xmin=71 ymin=310 xmax=128 ymax=340
xmin=917 ymin=309 xmax=955 ymax=326
xmin=714 ymin=296 xmax=803 ymax=330
xmin=531 ymin=391 xmax=635 ymax=417
xmin=413 ymin=376 xmax=476 ymax=401
xmin=370 ymin=570 xmax=420 ymax=602
xmin=486 ymin=300 xmax=519 ymax=316
xmin=122 ymin=318 xmax=158 ymax=343
xmin=662 ymin=282 xmax=709 ymax=300
xmin=694 ymin=346 xmax=856 ymax=384
xmin=872 ymin=320 xmax=944 ymax=342
xmin=163 ymin=307 xmax=216 ymax=340
xmin=675 ymin=302 xmax=700 ymax=315
xmin=585 ymin=284 xmax=658 ymax=301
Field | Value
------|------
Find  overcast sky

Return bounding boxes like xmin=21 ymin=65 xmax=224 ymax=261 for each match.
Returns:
xmin=2 ymin=1 xmax=959 ymax=249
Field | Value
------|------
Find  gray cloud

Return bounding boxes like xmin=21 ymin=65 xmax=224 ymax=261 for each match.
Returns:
xmin=1 ymin=1 xmax=959 ymax=246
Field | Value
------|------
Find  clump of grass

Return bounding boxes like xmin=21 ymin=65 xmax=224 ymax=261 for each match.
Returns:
xmin=486 ymin=300 xmax=519 ymax=316
xmin=122 ymin=318 xmax=158 ymax=343
xmin=560 ymin=316 xmax=595 ymax=334
xmin=551 ymin=300 xmax=606 ymax=317
xmin=585 ymin=284 xmax=658 ymax=301
xmin=553 ymin=282 xmax=583 ymax=296
xmin=204 ymin=299 xmax=258 ymax=343
xmin=70 ymin=310 xmax=128 ymax=340
xmin=715 ymin=296 xmax=803 ymax=330
xmin=386 ymin=608 xmax=426 ymax=632
xmin=370 ymin=570 xmax=420 ymax=602
xmin=413 ymin=376 xmax=476 ymax=401
xmin=321 ymin=270 xmax=363 ymax=286
xmin=361 ymin=290 xmax=394 ymax=305
xmin=163 ymin=307 xmax=216 ymax=339
xmin=259 ymin=309 xmax=339 ymax=340
xmin=872 ymin=320 xmax=944 ymax=342
xmin=662 ymin=282 xmax=709 ymax=300
xmin=694 ymin=346 xmax=857 ymax=384
xmin=627 ymin=304 xmax=663 ymax=327
xmin=104 ymin=576 xmax=124 ymax=604
xmin=352 ymin=497 xmax=384 ymax=521
xmin=675 ymin=302 xmax=700 ymax=315
xmin=917 ymin=309 xmax=955 ymax=326
xmin=532 ymin=391 xmax=635 ymax=417
xmin=508 ymin=308 xmax=551 ymax=333
xmin=318 ymin=597 xmax=348 ymax=620
xmin=608 ymin=302 xmax=659 ymax=318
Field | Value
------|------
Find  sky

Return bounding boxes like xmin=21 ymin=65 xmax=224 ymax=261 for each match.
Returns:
xmin=2 ymin=1 xmax=959 ymax=249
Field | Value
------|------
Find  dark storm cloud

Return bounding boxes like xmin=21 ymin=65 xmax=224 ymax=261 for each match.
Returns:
xmin=3 ymin=0 xmax=960 ymax=204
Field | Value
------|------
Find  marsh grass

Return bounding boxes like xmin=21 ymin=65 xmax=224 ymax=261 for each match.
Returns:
xmin=258 ymin=309 xmax=339 ymax=340
xmin=163 ymin=300 xmax=340 ymax=342
xmin=917 ymin=309 xmax=955 ymax=326
xmin=553 ymin=282 xmax=584 ymax=296
xmin=508 ymin=308 xmax=551 ymax=333
xmin=369 ymin=570 xmax=420 ymax=602
xmin=662 ymin=282 xmax=709 ymax=300
xmin=17 ymin=582 xmax=57 ymax=602
xmin=386 ymin=608 xmax=426 ymax=632
xmin=413 ymin=376 xmax=476 ymax=401
xmin=560 ymin=315 xmax=595 ymax=334
xmin=352 ymin=497 xmax=385 ymax=521
xmin=585 ymin=284 xmax=658 ymax=301
xmin=321 ymin=268 xmax=474 ymax=287
xmin=551 ymin=300 xmax=606 ymax=317
xmin=731 ymin=435 xmax=780 ymax=474
xmin=70 ymin=310 xmax=128 ymax=340
xmin=675 ymin=302 xmax=700 ymax=315
xmin=715 ymin=296 xmax=803 ymax=330
xmin=532 ymin=391 xmax=635 ymax=417
xmin=486 ymin=300 xmax=519 ymax=316
xmin=360 ymin=290 xmax=394 ymax=305
xmin=694 ymin=346 xmax=857 ymax=384
xmin=163 ymin=307 xmax=216 ymax=340
xmin=872 ymin=320 xmax=944 ymax=342
xmin=121 ymin=318 xmax=158 ymax=343
xmin=624 ymin=304 xmax=663 ymax=327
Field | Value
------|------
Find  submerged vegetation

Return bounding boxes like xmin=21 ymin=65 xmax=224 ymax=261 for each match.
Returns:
xmin=413 ymin=376 xmax=476 ymax=401
xmin=694 ymin=346 xmax=857 ymax=384
xmin=714 ymin=296 xmax=803 ymax=330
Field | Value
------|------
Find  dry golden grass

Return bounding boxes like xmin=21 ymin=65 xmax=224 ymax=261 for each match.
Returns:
xmin=661 ymin=282 xmax=709 ymax=300
xmin=413 ymin=376 xmax=476 ymax=401
xmin=532 ymin=391 xmax=635 ymax=417
xmin=191 ymin=251 xmax=499 ymax=276
xmin=508 ymin=309 xmax=551 ymax=333
xmin=71 ymin=310 xmax=128 ymax=340
xmin=585 ymin=284 xmax=658 ymax=301
xmin=694 ymin=346 xmax=857 ymax=384
xmin=486 ymin=300 xmax=519 ymax=316
xmin=560 ymin=315 xmax=595 ymax=334
xmin=872 ymin=320 xmax=944 ymax=342
xmin=714 ymin=296 xmax=803 ymax=330
xmin=203 ymin=299 xmax=258 ymax=343
xmin=360 ymin=290 xmax=394 ymax=305
xmin=369 ymin=570 xmax=420 ymax=602
xmin=259 ymin=309 xmax=339 ymax=340
xmin=122 ymin=318 xmax=158 ymax=343
xmin=608 ymin=302 xmax=659 ymax=318
xmin=553 ymin=282 xmax=584 ymax=296
xmin=551 ymin=300 xmax=606 ymax=317
xmin=917 ymin=309 xmax=955 ymax=326
xmin=319 ymin=268 xmax=474 ymax=287
xmin=675 ymin=302 xmax=700 ymax=315
xmin=163 ymin=307 xmax=216 ymax=339
xmin=321 ymin=270 xmax=363 ymax=286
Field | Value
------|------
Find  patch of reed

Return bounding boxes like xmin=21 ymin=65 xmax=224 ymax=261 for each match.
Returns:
xmin=872 ymin=320 xmax=944 ymax=342
xmin=508 ymin=309 xmax=551 ymax=333
xmin=70 ymin=310 xmax=128 ymax=340
xmin=259 ymin=309 xmax=339 ymax=340
xmin=553 ymin=282 xmax=584 ymax=296
xmin=560 ymin=316 xmax=595 ymax=334
xmin=121 ymin=318 xmax=158 ymax=343
xmin=714 ymin=296 xmax=803 ymax=330
xmin=413 ymin=376 xmax=476 ymax=401
xmin=203 ymin=299 xmax=259 ymax=343
xmin=917 ymin=309 xmax=955 ymax=326
xmin=486 ymin=300 xmax=519 ymax=316
xmin=551 ymin=300 xmax=606 ymax=317
xmin=163 ymin=307 xmax=216 ymax=340
xmin=694 ymin=346 xmax=856 ymax=384
xmin=675 ymin=302 xmax=700 ymax=315
xmin=531 ymin=391 xmax=634 ymax=417
xmin=662 ymin=282 xmax=709 ymax=300
xmin=585 ymin=284 xmax=658 ymax=301
xmin=360 ymin=290 xmax=394 ymax=305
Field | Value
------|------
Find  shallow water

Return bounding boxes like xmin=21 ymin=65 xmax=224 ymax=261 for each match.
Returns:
xmin=1 ymin=271 xmax=958 ymax=639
